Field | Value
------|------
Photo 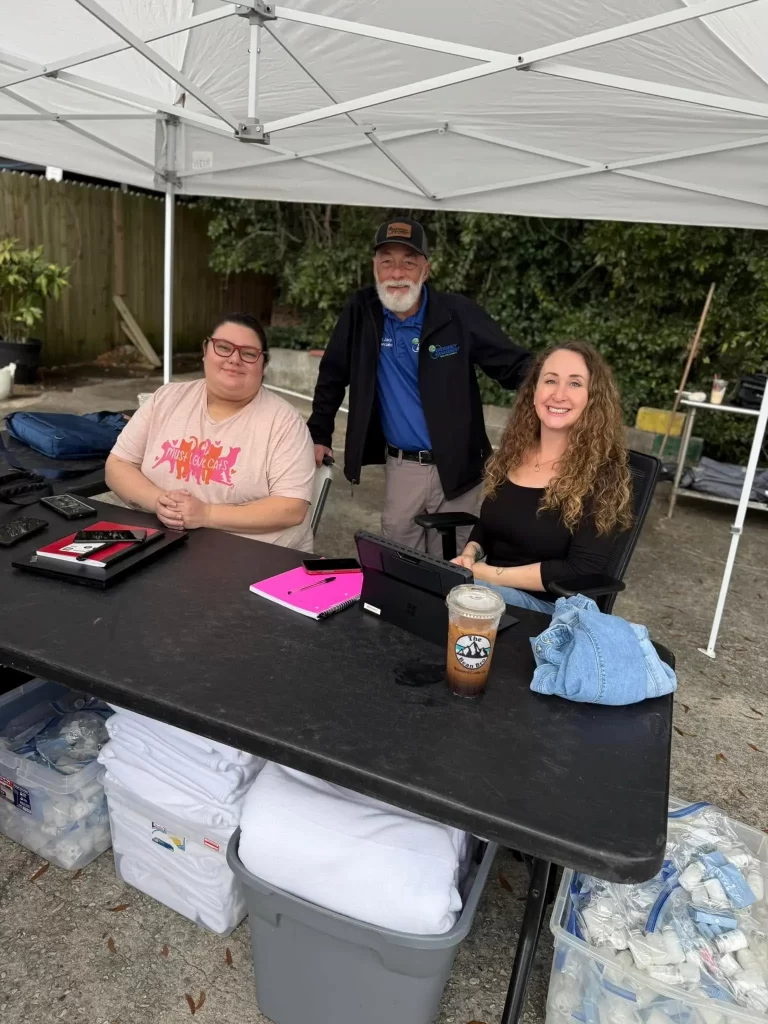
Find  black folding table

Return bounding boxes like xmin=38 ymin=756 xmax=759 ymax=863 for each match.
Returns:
xmin=0 ymin=500 xmax=673 ymax=1024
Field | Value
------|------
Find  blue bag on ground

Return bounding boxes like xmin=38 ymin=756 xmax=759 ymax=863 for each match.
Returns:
xmin=6 ymin=411 xmax=126 ymax=460
xmin=529 ymin=595 xmax=676 ymax=705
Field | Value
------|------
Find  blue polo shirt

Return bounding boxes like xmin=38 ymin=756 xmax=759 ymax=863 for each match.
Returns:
xmin=377 ymin=289 xmax=432 ymax=452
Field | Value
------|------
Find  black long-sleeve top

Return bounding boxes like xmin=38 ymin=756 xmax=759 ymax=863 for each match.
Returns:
xmin=468 ymin=480 xmax=616 ymax=593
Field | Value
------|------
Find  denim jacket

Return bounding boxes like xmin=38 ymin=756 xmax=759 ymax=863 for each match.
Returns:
xmin=529 ymin=595 xmax=677 ymax=705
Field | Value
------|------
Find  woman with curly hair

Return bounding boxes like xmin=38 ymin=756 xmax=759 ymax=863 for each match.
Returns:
xmin=452 ymin=340 xmax=633 ymax=613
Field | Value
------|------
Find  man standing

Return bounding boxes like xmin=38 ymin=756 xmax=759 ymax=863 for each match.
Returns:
xmin=308 ymin=217 xmax=531 ymax=555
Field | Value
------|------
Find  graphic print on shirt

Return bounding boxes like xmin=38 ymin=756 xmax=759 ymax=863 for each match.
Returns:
xmin=152 ymin=436 xmax=241 ymax=486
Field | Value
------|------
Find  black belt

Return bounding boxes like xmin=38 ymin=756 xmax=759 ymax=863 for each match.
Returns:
xmin=386 ymin=445 xmax=434 ymax=465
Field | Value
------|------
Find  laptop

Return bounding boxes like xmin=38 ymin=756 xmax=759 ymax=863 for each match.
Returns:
xmin=354 ymin=531 xmax=518 ymax=647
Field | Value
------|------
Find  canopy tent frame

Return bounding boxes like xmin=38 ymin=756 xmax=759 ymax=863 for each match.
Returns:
xmin=1 ymin=0 xmax=767 ymax=659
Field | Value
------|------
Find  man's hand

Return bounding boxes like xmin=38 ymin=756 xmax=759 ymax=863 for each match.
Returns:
xmin=172 ymin=490 xmax=211 ymax=530
xmin=155 ymin=492 xmax=184 ymax=531
xmin=314 ymin=444 xmax=333 ymax=468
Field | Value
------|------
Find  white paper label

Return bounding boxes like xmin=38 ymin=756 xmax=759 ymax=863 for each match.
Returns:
xmin=363 ymin=603 xmax=381 ymax=615
xmin=191 ymin=150 xmax=214 ymax=172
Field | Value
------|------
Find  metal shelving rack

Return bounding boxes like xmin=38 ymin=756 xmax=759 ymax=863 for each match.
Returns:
xmin=667 ymin=399 xmax=766 ymax=519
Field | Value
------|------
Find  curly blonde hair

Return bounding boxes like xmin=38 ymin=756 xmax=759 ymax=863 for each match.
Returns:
xmin=484 ymin=341 xmax=633 ymax=536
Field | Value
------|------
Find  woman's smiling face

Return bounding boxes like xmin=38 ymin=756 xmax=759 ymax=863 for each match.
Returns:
xmin=533 ymin=348 xmax=590 ymax=432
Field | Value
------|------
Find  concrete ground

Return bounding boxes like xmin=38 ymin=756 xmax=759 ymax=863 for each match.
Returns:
xmin=1 ymin=374 xmax=767 ymax=1024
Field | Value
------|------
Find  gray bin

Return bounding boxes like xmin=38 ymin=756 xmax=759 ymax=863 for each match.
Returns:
xmin=227 ymin=828 xmax=497 ymax=1024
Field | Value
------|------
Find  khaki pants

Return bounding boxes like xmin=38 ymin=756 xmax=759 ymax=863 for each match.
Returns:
xmin=381 ymin=455 xmax=483 ymax=558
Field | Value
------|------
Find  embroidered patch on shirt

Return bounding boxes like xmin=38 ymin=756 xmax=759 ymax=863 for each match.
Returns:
xmin=429 ymin=343 xmax=459 ymax=359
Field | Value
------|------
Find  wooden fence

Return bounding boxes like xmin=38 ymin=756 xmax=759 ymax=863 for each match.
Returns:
xmin=0 ymin=172 xmax=272 ymax=365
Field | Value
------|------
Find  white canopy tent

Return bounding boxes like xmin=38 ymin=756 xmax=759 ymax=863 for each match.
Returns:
xmin=1 ymin=0 xmax=767 ymax=656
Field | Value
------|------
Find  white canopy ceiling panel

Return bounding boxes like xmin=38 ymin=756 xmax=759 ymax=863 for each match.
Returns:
xmin=682 ymin=0 xmax=768 ymax=86
xmin=450 ymin=169 xmax=768 ymax=228
xmin=0 ymin=0 xmax=191 ymax=104
xmin=553 ymin=5 xmax=768 ymax=101
xmin=178 ymin=149 xmax=439 ymax=204
xmin=0 ymin=0 xmax=767 ymax=222
xmin=182 ymin=0 xmax=472 ymax=122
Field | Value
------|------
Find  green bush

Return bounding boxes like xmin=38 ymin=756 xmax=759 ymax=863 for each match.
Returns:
xmin=202 ymin=201 xmax=768 ymax=463
xmin=0 ymin=238 xmax=69 ymax=343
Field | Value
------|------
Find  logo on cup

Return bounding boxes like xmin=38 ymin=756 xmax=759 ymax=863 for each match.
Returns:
xmin=455 ymin=634 xmax=491 ymax=670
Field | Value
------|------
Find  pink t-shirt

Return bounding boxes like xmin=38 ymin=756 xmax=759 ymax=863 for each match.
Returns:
xmin=111 ymin=379 xmax=316 ymax=550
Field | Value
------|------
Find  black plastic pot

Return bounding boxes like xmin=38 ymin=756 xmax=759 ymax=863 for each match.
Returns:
xmin=0 ymin=338 xmax=42 ymax=384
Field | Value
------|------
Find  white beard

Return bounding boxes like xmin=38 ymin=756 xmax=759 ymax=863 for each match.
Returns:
xmin=375 ymin=275 xmax=423 ymax=314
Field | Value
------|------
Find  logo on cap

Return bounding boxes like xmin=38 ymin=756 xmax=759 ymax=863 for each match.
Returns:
xmin=386 ymin=221 xmax=412 ymax=239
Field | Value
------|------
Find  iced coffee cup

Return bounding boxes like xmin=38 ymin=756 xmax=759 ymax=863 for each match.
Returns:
xmin=710 ymin=378 xmax=727 ymax=405
xmin=445 ymin=585 xmax=506 ymax=698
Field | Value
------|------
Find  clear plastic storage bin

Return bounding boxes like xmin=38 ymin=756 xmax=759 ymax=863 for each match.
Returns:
xmin=547 ymin=801 xmax=768 ymax=1024
xmin=0 ymin=678 xmax=111 ymax=870
xmin=104 ymin=775 xmax=246 ymax=935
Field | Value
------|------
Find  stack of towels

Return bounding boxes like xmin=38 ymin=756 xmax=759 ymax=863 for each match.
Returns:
xmin=98 ymin=706 xmax=263 ymax=934
xmin=238 ymin=761 xmax=472 ymax=935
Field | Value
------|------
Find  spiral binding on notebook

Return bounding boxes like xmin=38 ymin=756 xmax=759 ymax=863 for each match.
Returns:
xmin=318 ymin=597 xmax=360 ymax=620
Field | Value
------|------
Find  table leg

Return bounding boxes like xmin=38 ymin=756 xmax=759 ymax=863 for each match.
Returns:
xmin=667 ymin=408 xmax=696 ymax=519
xmin=500 ymin=857 xmax=553 ymax=1024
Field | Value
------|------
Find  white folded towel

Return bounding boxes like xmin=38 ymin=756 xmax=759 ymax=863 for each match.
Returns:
xmin=118 ymin=852 xmax=245 ymax=934
xmin=107 ymin=705 xmax=259 ymax=768
xmin=107 ymin=790 xmax=234 ymax=885
xmin=100 ymin=761 xmax=243 ymax=827
xmin=238 ymin=763 xmax=469 ymax=935
xmin=104 ymin=720 xmax=257 ymax=803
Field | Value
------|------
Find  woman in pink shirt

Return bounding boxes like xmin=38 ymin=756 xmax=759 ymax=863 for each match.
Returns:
xmin=106 ymin=314 xmax=316 ymax=551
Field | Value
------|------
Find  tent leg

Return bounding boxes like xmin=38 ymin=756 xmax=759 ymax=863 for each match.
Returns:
xmin=162 ymin=118 xmax=178 ymax=386
xmin=163 ymin=188 xmax=175 ymax=385
xmin=700 ymin=382 xmax=768 ymax=658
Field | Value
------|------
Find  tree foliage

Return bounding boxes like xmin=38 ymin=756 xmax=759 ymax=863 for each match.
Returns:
xmin=203 ymin=200 xmax=768 ymax=461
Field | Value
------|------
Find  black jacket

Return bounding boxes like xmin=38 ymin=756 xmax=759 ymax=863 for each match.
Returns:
xmin=307 ymin=285 xmax=531 ymax=500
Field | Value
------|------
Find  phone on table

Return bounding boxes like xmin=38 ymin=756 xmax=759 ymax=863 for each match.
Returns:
xmin=74 ymin=529 xmax=147 ymax=543
xmin=301 ymin=557 xmax=361 ymax=575
xmin=40 ymin=494 xmax=97 ymax=519
xmin=0 ymin=517 xmax=48 ymax=547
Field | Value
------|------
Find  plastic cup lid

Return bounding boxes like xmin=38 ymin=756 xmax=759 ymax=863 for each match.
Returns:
xmin=446 ymin=584 xmax=506 ymax=618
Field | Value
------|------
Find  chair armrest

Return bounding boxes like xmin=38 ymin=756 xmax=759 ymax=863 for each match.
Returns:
xmin=652 ymin=641 xmax=675 ymax=671
xmin=547 ymin=574 xmax=626 ymax=599
xmin=414 ymin=512 xmax=479 ymax=530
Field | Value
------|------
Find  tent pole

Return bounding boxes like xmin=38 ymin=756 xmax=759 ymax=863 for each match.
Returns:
xmin=247 ymin=17 xmax=262 ymax=121
xmin=162 ymin=119 xmax=178 ymax=386
xmin=700 ymin=380 xmax=768 ymax=658
xmin=163 ymin=189 xmax=175 ymax=385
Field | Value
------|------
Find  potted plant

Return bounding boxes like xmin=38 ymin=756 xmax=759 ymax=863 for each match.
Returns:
xmin=0 ymin=238 xmax=69 ymax=384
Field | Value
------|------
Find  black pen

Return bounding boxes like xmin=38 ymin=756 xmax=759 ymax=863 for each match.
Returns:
xmin=75 ymin=542 xmax=111 ymax=562
xmin=288 ymin=575 xmax=336 ymax=595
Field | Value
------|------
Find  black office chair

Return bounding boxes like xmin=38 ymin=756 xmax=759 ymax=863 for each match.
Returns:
xmin=415 ymin=450 xmax=661 ymax=614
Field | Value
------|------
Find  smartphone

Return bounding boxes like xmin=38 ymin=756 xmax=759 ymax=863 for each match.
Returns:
xmin=40 ymin=494 xmax=97 ymax=520
xmin=301 ymin=557 xmax=361 ymax=575
xmin=73 ymin=529 xmax=147 ymax=543
xmin=0 ymin=517 xmax=48 ymax=547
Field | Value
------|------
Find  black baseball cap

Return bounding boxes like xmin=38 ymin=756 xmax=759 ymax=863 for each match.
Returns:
xmin=373 ymin=217 xmax=429 ymax=259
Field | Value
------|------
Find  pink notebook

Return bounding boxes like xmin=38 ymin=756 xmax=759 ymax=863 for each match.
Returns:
xmin=249 ymin=566 xmax=363 ymax=620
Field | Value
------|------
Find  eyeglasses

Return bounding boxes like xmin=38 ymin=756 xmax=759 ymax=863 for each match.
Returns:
xmin=206 ymin=337 xmax=264 ymax=363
